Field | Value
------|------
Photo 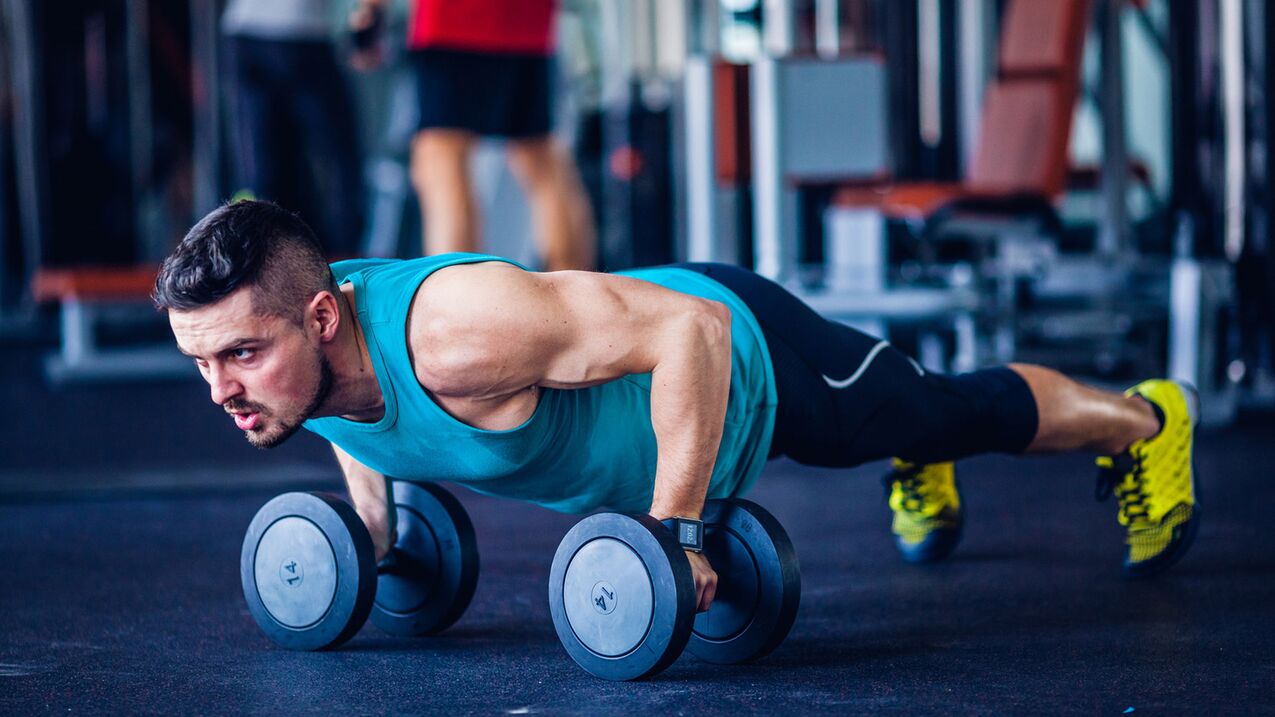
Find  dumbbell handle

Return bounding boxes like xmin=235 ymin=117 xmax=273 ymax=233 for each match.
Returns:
xmin=376 ymin=547 xmax=429 ymax=578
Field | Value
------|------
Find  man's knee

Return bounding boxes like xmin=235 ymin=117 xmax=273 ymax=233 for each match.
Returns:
xmin=410 ymin=131 xmax=475 ymax=194
xmin=915 ymin=367 xmax=1039 ymax=460
xmin=506 ymin=137 xmax=564 ymax=191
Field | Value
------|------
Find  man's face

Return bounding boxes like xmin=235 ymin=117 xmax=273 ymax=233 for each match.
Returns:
xmin=169 ymin=288 xmax=332 ymax=449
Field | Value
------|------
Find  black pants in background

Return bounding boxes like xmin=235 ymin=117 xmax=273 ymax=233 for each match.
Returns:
xmin=225 ymin=35 xmax=364 ymax=256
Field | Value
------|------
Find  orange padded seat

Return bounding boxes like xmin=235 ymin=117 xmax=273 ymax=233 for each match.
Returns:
xmin=834 ymin=0 xmax=1091 ymax=220
xmin=998 ymin=0 xmax=1090 ymax=74
xmin=965 ymin=79 xmax=1074 ymax=197
xmin=832 ymin=182 xmax=967 ymax=222
xmin=32 ymin=266 xmax=160 ymax=303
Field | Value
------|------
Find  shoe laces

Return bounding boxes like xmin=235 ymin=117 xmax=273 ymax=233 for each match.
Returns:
xmin=886 ymin=464 xmax=928 ymax=512
xmin=1096 ymin=449 xmax=1151 ymax=525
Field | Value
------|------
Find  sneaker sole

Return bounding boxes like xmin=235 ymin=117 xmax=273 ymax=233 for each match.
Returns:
xmin=1123 ymin=507 xmax=1200 ymax=578
xmin=897 ymin=523 xmax=963 ymax=564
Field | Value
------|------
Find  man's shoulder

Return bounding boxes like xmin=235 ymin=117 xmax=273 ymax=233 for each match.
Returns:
xmin=412 ymin=259 xmax=530 ymax=310
xmin=406 ymin=261 xmax=539 ymax=385
xmin=407 ymin=260 xmax=505 ymax=330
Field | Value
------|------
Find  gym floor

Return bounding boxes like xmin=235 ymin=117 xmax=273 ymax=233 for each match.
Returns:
xmin=2 ymin=345 xmax=1273 ymax=714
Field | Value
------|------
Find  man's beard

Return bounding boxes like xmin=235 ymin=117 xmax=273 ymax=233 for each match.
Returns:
xmin=244 ymin=355 xmax=334 ymax=450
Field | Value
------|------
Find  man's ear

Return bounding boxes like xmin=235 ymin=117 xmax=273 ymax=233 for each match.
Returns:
xmin=309 ymin=290 xmax=341 ymax=343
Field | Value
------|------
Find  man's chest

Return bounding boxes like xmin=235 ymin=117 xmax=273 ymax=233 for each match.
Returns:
xmin=426 ymin=385 xmax=542 ymax=432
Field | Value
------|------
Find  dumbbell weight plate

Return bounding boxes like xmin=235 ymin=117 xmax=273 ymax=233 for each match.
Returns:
xmin=370 ymin=482 xmax=480 ymax=636
xmin=687 ymin=499 xmax=801 ymax=664
xmin=549 ymin=513 xmax=696 ymax=681
xmin=240 ymin=492 xmax=376 ymax=650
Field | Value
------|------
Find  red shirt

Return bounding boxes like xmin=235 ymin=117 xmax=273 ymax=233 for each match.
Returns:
xmin=409 ymin=0 xmax=556 ymax=55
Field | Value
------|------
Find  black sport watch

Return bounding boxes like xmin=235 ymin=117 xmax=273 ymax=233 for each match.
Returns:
xmin=661 ymin=517 xmax=704 ymax=553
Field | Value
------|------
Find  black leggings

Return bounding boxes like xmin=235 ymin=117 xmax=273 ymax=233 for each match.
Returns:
xmin=675 ymin=263 xmax=1039 ymax=467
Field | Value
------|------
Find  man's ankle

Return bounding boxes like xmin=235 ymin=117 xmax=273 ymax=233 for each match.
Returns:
xmin=1105 ymin=395 xmax=1163 ymax=455
xmin=1135 ymin=394 xmax=1166 ymax=439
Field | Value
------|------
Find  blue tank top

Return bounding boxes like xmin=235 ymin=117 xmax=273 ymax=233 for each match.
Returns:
xmin=303 ymin=254 xmax=777 ymax=514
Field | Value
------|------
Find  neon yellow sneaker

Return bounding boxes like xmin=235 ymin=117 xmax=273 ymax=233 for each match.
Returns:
xmin=1095 ymin=379 xmax=1201 ymax=578
xmin=886 ymin=459 xmax=962 ymax=563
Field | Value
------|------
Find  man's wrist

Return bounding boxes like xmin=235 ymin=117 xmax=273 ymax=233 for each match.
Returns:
xmin=648 ymin=502 xmax=702 ymax=522
xmin=660 ymin=516 xmax=705 ymax=553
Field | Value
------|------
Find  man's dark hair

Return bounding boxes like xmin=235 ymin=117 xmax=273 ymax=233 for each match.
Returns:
xmin=153 ymin=200 xmax=338 ymax=324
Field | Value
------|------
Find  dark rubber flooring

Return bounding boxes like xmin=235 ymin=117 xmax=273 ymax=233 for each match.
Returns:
xmin=3 ymin=347 xmax=1274 ymax=713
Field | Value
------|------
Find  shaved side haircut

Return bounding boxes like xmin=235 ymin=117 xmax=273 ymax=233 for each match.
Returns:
xmin=153 ymin=200 xmax=338 ymax=324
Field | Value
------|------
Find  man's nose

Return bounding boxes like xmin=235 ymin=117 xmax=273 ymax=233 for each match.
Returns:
xmin=208 ymin=367 xmax=243 ymax=406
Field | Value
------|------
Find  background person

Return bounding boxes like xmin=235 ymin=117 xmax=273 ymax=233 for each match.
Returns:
xmin=350 ymin=0 xmax=596 ymax=270
xmin=222 ymin=0 xmax=365 ymax=256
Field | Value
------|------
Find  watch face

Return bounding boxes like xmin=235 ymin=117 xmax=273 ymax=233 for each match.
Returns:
xmin=677 ymin=520 xmax=703 ymax=550
xmin=661 ymin=518 xmax=704 ymax=551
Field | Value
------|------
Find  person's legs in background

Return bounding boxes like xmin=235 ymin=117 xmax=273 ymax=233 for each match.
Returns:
xmin=409 ymin=129 xmax=481 ymax=255
xmin=506 ymin=136 xmax=595 ymax=271
xmin=288 ymin=41 xmax=366 ymax=257
xmin=501 ymin=48 xmax=594 ymax=271
xmin=226 ymin=36 xmax=288 ymax=204
xmin=405 ymin=41 xmax=595 ymax=265
xmin=407 ymin=48 xmax=485 ymax=257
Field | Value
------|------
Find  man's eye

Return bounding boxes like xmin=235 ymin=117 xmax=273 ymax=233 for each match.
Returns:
xmin=232 ymin=348 xmax=255 ymax=360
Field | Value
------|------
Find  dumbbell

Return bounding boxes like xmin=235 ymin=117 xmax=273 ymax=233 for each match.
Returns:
xmin=240 ymin=481 xmax=479 ymax=650
xmin=548 ymin=499 xmax=800 ymax=680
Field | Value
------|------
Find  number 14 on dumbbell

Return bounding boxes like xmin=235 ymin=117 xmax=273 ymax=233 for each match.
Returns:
xmin=240 ymin=482 xmax=479 ymax=651
xmin=240 ymin=484 xmax=799 ymax=682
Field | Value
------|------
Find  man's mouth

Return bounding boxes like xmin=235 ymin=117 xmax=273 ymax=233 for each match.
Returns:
xmin=233 ymin=412 xmax=260 ymax=431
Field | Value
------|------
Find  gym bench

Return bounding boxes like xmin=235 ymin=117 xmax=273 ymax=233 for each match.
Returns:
xmin=32 ymin=266 xmax=194 ymax=383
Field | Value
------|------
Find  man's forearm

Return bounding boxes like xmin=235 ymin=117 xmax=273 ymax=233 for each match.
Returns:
xmin=332 ymin=445 xmax=396 ymax=542
xmin=647 ymin=305 xmax=733 ymax=520
xmin=347 ymin=471 xmax=394 ymax=531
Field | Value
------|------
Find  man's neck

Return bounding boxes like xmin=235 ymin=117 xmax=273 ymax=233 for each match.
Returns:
xmin=317 ymin=285 xmax=385 ymax=423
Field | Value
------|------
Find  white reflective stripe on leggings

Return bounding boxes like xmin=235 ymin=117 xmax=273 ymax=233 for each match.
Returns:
xmin=821 ymin=340 xmax=895 ymax=389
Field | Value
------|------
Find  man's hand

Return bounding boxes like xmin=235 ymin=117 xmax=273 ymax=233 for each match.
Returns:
xmin=330 ymin=444 xmax=396 ymax=562
xmin=686 ymin=550 xmax=718 ymax=613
